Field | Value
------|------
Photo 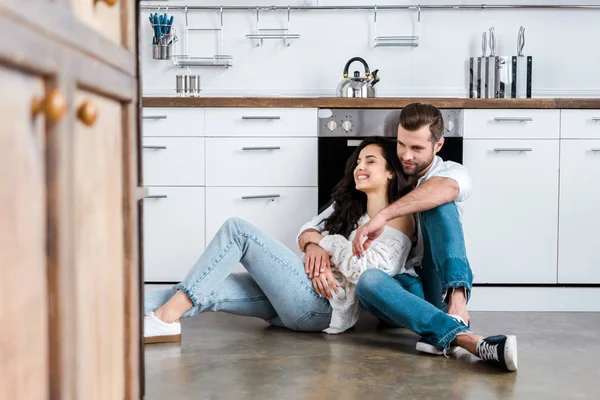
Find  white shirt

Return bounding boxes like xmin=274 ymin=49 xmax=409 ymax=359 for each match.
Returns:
xmin=316 ymin=213 xmax=414 ymax=334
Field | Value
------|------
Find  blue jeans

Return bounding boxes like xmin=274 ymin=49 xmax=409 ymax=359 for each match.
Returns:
xmin=145 ymin=217 xmax=333 ymax=331
xmin=356 ymin=202 xmax=473 ymax=350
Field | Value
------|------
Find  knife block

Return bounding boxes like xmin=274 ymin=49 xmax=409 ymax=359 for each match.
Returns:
xmin=511 ymin=56 xmax=532 ymax=98
xmin=469 ymin=55 xmax=532 ymax=98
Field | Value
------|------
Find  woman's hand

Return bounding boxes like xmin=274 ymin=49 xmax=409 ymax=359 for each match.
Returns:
xmin=311 ymin=268 xmax=339 ymax=299
xmin=299 ymin=231 xmax=324 ymax=252
xmin=304 ymin=243 xmax=330 ymax=278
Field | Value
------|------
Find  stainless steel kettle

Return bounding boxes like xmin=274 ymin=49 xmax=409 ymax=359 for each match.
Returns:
xmin=336 ymin=57 xmax=380 ymax=98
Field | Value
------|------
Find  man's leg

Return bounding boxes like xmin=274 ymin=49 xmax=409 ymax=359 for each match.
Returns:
xmin=418 ymin=202 xmax=473 ymax=324
xmin=356 ymin=269 xmax=469 ymax=351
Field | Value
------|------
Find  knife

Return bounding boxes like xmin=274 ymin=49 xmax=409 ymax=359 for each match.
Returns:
xmin=487 ymin=27 xmax=497 ymax=98
xmin=515 ymin=26 xmax=528 ymax=98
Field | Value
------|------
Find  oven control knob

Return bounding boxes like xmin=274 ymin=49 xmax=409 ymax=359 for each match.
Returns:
xmin=341 ymin=120 xmax=352 ymax=132
xmin=326 ymin=120 xmax=337 ymax=131
xmin=445 ymin=119 xmax=455 ymax=132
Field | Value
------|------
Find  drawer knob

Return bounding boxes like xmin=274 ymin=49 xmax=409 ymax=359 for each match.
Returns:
xmin=95 ymin=0 xmax=117 ymax=6
xmin=77 ymin=100 xmax=98 ymax=126
xmin=31 ymin=89 xmax=67 ymax=123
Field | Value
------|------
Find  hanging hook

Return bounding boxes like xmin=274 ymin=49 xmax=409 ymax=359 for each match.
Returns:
xmin=220 ymin=6 xmax=224 ymax=28
xmin=373 ymin=4 xmax=377 ymax=23
xmin=418 ymin=4 xmax=421 ymax=22
xmin=185 ymin=6 xmax=188 ymax=27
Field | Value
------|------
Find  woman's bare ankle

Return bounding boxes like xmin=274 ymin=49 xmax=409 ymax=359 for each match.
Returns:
xmin=452 ymin=332 xmax=484 ymax=355
xmin=154 ymin=290 xmax=194 ymax=324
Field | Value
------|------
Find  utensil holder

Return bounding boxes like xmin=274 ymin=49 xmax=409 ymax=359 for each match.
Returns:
xmin=152 ymin=43 xmax=173 ymax=60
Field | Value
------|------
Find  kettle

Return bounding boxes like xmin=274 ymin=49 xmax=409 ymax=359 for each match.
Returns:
xmin=336 ymin=57 xmax=380 ymax=98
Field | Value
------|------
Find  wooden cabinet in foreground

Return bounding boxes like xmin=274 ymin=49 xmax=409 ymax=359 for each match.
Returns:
xmin=0 ymin=1 xmax=142 ymax=399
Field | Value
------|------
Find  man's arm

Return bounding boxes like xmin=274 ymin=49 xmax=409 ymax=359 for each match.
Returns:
xmin=378 ymin=177 xmax=459 ymax=222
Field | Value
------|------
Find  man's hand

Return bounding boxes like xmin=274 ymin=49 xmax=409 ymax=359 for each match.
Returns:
xmin=304 ymin=243 xmax=330 ymax=279
xmin=352 ymin=214 xmax=387 ymax=257
xmin=311 ymin=267 xmax=339 ymax=299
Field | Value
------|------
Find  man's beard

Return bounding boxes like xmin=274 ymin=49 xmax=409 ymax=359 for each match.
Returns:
xmin=401 ymin=155 xmax=434 ymax=177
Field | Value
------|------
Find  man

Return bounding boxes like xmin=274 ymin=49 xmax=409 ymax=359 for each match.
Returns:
xmin=298 ymin=102 xmax=473 ymax=354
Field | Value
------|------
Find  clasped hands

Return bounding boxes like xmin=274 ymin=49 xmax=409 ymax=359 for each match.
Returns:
xmin=298 ymin=230 xmax=338 ymax=299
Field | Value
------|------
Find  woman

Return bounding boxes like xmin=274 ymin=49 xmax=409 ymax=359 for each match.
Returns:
xmin=144 ymin=137 xmax=416 ymax=342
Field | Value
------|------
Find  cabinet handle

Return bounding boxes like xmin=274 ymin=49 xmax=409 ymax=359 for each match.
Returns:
xmin=591 ymin=148 xmax=600 ymax=152
xmin=31 ymin=89 xmax=67 ymax=123
xmin=143 ymin=115 xmax=167 ymax=120
xmin=242 ymin=146 xmax=281 ymax=151
xmin=76 ymin=100 xmax=97 ymax=126
xmin=241 ymin=116 xmax=281 ymax=120
xmin=145 ymin=195 xmax=167 ymax=199
xmin=493 ymin=148 xmax=533 ymax=152
xmin=592 ymin=117 xmax=600 ymax=121
xmin=493 ymin=117 xmax=533 ymax=122
xmin=94 ymin=0 xmax=117 ymax=6
xmin=242 ymin=194 xmax=281 ymax=200
xmin=143 ymin=145 xmax=167 ymax=150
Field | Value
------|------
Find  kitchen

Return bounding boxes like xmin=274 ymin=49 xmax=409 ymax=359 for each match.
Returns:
xmin=2 ymin=1 xmax=600 ymax=399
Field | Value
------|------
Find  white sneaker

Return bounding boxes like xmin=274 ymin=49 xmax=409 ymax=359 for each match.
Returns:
xmin=415 ymin=314 xmax=469 ymax=356
xmin=144 ymin=311 xmax=182 ymax=344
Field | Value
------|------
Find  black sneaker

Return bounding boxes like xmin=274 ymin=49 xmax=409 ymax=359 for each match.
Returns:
xmin=476 ymin=335 xmax=518 ymax=372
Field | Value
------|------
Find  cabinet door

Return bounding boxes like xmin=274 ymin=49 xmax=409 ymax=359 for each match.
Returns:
xmin=142 ymin=187 xmax=206 ymax=282
xmin=558 ymin=140 xmax=600 ymax=283
xmin=206 ymin=187 xmax=318 ymax=260
xmin=462 ymin=139 xmax=560 ymax=283
xmin=0 ymin=66 xmax=49 ymax=400
xmin=71 ymin=89 xmax=126 ymax=398
xmin=71 ymin=0 xmax=123 ymax=47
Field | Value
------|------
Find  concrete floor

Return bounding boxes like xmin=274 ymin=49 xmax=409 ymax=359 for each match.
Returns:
xmin=143 ymin=311 xmax=600 ymax=400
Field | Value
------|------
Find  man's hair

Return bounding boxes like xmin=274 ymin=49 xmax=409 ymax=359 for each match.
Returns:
xmin=399 ymin=103 xmax=444 ymax=142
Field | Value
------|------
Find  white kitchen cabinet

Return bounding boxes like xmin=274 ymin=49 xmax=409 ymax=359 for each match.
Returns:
xmin=205 ymin=137 xmax=317 ymax=187
xmin=205 ymin=187 xmax=318 ymax=260
xmin=560 ymin=110 xmax=600 ymax=139
xmin=142 ymin=108 xmax=205 ymax=137
xmin=462 ymin=139 xmax=560 ymax=283
xmin=142 ymin=137 xmax=206 ymax=186
xmin=464 ymin=109 xmax=560 ymax=139
xmin=205 ymin=107 xmax=317 ymax=137
xmin=142 ymin=187 xmax=206 ymax=282
xmin=558 ymin=140 xmax=600 ymax=283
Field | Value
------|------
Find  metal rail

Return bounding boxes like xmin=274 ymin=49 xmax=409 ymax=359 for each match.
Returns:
xmin=140 ymin=3 xmax=600 ymax=11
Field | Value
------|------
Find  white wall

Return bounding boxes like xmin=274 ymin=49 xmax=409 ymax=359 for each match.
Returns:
xmin=141 ymin=0 xmax=600 ymax=97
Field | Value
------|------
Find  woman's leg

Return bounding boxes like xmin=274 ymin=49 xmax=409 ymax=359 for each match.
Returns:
xmin=147 ymin=217 xmax=332 ymax=331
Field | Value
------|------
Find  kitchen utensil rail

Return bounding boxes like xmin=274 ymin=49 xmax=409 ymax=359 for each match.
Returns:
xmin=141 ymin=4 xmax=600 ymax=12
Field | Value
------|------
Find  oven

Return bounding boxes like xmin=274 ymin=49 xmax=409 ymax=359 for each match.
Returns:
xmin=317 ymin=108 xmax=464 ymax=211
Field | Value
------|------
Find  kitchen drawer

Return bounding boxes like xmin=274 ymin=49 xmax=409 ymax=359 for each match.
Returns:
xmin=205 ymin=138 xmax=317 ymax=187
xmin=142 ymin=187 xmax=205 ymax=282
xmin=560 ymin=110 xmax=600 ymax=139
xmin=142 ymin=137 xmax=205 ymax=186
xmin=205 ymin=108 xmax=317 ymax=137
xmin=464 ymin=109 xmax=560 ymax=139
xmin=462 ymin=139 xmax=559 ymax=284
xmin=142 ymin=108 xmax=205 ymax=137
xmin=205 ymin=187 xmax=318 ymax=258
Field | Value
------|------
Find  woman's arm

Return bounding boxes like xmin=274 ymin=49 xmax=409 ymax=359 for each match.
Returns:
xmin=319 ymin=230 xmax=412 ymax=284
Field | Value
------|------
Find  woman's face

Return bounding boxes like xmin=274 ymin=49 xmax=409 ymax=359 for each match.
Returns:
xmin=354 ymin=144 xmax=394 ymax=194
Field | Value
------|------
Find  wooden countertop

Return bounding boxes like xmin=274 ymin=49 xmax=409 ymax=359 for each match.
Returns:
xmin=142 ymin=97 xmax=600 ymax=109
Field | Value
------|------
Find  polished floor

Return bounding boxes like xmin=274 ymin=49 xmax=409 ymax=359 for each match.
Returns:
xmin=143 ymin=311 xmax=600 ymax=400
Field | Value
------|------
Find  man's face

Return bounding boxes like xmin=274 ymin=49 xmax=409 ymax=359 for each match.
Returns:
xmin=396 ymin=124 xmax=444 ymax=177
